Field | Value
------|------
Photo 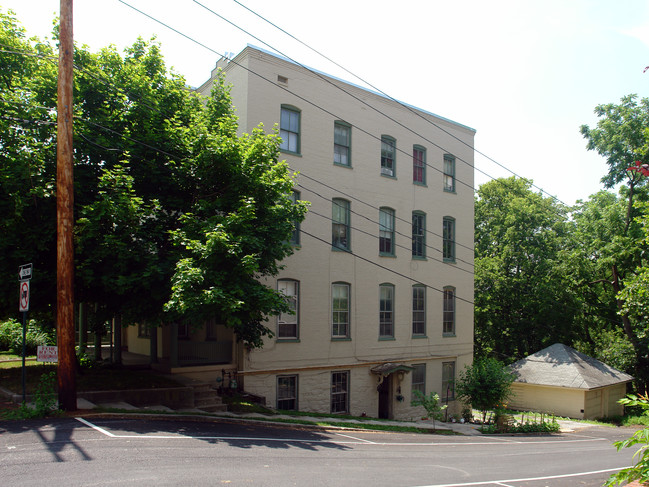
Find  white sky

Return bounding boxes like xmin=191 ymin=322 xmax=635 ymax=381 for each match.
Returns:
xmin=3 ymin=0 xmax=649 ymax=206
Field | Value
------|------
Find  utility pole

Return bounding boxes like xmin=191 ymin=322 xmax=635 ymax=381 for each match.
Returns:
xmin=57 ymin=0 xmax=76 ymax=411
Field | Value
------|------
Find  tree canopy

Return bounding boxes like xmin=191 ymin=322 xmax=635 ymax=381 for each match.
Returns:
xmin=474 ymin=177 xmax=578 ymax=361
xmin=0 ymin=10 xmax=307 ymax=348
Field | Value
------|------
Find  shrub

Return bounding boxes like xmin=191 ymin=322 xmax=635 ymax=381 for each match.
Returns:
xmin=411 ymin=390 xmax=447 ymax=429
xmin=455 ymin=358 xmax=515 ymax=423
xmin=606 ymin=394 xmax=649 ymax=486
xmin=0 ymin=318 xmax=53 ymax=354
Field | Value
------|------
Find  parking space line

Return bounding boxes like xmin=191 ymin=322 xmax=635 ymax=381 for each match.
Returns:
xmin=336 ymin=433 xmax=376 ymax=444
xmin=75 ymin=417 xmax=116 ymax=437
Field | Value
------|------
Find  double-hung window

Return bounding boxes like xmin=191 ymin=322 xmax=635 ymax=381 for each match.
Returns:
xmin=379 ymin=283 xmax=395 ymax=338
xmin=277 ymin=375 xmax=298 ymax=410
xmin=413 ymin=145 xmax=426 ymax=184
xmin=443 ymin=154 xmax=455 ymax=192
xmin=332 ymin=198 xmax=351 ymax=250
xmin=443 ymin=286 xmax=455 ymax=336
xmin=331 ymin=371 xmax=349 ymax=413
xmin=277 ymin=279 xmax=299 ymax=339
xmin=442 ymin=361 xmax=455 ymax=400
xmin=332 ymin=282 xmax=350 ymax=339
xmin=380 ymin=136 xmax=396 ymax=177
xmin=280 ymin=106 xmax=300 ymax=153
xmin=334 ymin=121 xmax=351 ymax=166
xmin=289 ymin=190 xmax=300 ymax=245
xmin=411 ymin=363 xmax=426 ymax=399
xmin=379 ymin=207 xmax=395 ymax=256
xmin=412 ymin=285 xmax=426 ymax=336
xmin=412 ymin=211 xmax=426 ymax=258
xmin=443 ymin=217 xmax=455 ymax=262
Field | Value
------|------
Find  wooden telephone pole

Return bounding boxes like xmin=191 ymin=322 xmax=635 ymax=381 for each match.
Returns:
xmin=57 ymin=0 xmax=76 ymax=411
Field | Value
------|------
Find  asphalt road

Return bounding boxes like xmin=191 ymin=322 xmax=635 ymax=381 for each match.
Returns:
xmin=0 ymin=416 xmax=639 ymax=486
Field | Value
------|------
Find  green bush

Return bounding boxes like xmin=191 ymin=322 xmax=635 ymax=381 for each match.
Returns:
xmin=0 ymin=318 xmax=53 ymax=354
xmin=606 ymin=394 xmax=649 ymax=486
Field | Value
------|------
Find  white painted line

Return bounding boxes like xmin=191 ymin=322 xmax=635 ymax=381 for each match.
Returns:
xmin=75 ymin=417 xmax=117 ymax=437
xmin=73 ymin=417 xmax=609 ymax=448
xmin=336 ymin=433 xmax=376 ymax=444
xmin=411 ymin=467 xmax=623 ymax=487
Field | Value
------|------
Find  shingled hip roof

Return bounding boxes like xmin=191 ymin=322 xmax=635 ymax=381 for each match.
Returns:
xmin=509 ymin=343 xmax=633 ymax=390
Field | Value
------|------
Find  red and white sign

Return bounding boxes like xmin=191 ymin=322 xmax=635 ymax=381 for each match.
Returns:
xmin=19 ymin=280 xmax=29 ymax=312
xmin=37 ymin=346 xmax=58 ymax=363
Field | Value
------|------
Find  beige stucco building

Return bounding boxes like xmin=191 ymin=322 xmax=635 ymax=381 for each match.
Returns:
xmin=126 ymin=45 xmax=475 ymax=420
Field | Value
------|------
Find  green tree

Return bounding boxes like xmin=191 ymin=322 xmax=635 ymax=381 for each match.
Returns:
xmin=474 ymin=177 xmax=578 ymax=361
xmin=455 ymin=358 xmax=515 ymax=423
xmin=411 ymin=390 xmax=447 ymax=429
xmin=0 ymin=11 xmax=308 ymax=349
xmin=580 ymin=95 xmax=649 ymax=391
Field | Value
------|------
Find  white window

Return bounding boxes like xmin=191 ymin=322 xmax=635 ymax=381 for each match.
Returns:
xmin=332 ymin=282 xmax=350 ymax=338
xmin=331 ymin=371 xmax=349 ymax=413
xmin=278 ymin=279 xmax=299 ymax=339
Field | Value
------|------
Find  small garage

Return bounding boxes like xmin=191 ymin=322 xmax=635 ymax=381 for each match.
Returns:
xmin=508 ymin=343 xmax=633 ymax=420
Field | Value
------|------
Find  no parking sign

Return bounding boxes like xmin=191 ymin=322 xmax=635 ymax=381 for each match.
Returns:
xmin=19 ymin=280 xmax=29 ymax=312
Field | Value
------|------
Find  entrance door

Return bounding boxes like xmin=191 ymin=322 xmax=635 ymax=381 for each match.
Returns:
xmin=378 ymin=375 xmax=392 ymax=419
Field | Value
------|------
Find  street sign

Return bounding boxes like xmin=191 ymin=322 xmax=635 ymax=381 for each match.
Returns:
xmin=19 ymin=280 xmax=29 ymax=312
xmin=18 ymin=263 xmax=32 ymax=281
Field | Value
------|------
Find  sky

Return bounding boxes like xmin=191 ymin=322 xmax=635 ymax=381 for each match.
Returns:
xmin=2 ymin=0 xmax=649 ymax=206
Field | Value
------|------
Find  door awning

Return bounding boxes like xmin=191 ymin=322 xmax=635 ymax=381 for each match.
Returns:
xmin=370 ymin=362 xmax=414 ymax=375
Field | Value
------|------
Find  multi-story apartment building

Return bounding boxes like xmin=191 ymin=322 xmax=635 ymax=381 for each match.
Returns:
xmin=127 ymin=45 xmax=475 ymax=420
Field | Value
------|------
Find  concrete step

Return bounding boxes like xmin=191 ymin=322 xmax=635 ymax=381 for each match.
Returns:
xmin=192 ymin=384 xmax=228 ymax=412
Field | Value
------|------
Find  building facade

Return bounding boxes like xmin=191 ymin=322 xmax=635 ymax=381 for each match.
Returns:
xmin=127 ymin=45 xmax=475 ymax=421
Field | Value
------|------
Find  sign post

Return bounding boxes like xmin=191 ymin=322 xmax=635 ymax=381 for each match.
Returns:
xmin=19 ymin=263 xmax=32 ymax=403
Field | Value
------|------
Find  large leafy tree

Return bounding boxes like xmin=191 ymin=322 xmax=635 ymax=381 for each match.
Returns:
xmin=0 ymin=10 xmax=307 ymax=348
xmin=579 ymin=94 xmax=649 ymax=391
xmin=474 ymin=177 xmax=578 ymax=361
